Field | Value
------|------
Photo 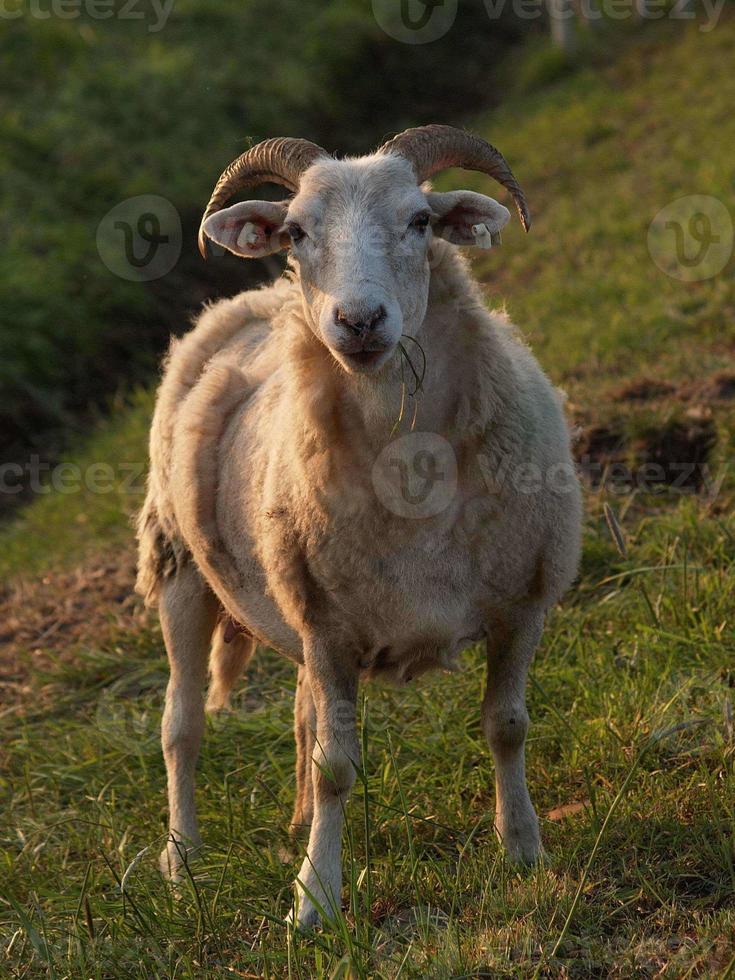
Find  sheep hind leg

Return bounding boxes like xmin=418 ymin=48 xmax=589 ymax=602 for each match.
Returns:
xmin=290 ymin=664 xmax=316 ymax=837
xmin=158 ymin=560 xmax=219 ymax=881
xmin=482 ymin=605 xmax=544 ymax=865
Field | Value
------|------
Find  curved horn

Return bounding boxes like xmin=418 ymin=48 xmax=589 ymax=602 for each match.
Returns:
xmin=379 ymin=124 xmax=530 ymax=232
xmin=198 ymin=137 xmax=327 ymax=257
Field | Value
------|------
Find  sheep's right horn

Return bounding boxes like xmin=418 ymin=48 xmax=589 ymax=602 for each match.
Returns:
xmin=379 ymin=124 xmax=531 ymax=232
xmin=198 ymin=137 xmax=327 ymax=258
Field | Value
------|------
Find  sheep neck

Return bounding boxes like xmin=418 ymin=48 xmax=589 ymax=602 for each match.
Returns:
xmin=286 ymin=244 xmax=502 ymax=459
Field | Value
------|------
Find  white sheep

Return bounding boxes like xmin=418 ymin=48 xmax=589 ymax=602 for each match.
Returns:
xmin=136 ymin=125 xmax=582 ymax=930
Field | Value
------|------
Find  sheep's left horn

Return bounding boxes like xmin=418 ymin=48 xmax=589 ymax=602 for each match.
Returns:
xmin=379 ymin=124 xmax=531 ymax=232
xmin=198 ymin=137 xmax=327 ymax=257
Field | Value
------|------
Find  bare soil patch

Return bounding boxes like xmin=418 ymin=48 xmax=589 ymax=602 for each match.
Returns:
xmin=682 ymin=371 xmax=735 ymax=403
xmin=631 ymin=418 xmax=717 ymax=491
xmin=574 ymin=416 xmax=717 ymax=492
xmin=612 ymin=371 xmax=735 ymax=405
xmin=0 ymin=548 xmax=148 ymax=693
xmin=612 ymin=377 xmax=677 ymax=402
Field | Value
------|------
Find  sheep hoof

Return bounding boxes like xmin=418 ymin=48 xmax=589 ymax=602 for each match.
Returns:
xmin=159 ymin=838 xmax=201 ymax=882
xmin=289 ymin=867 xmax=341 ymax=932
xmin=286 ymin=900 xmax=322 ymax=932
xmin=504 ymin=834 xmax=544 ymax=867
xmin=497 ymin=813 xmax=543 ymax=866
xmin=160 ymin=847 xmax=183 ymax=883
xmin=510 ymin=842 xmax=547 ymax=867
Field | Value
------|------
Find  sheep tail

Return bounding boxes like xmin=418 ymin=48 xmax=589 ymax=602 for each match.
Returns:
xmin=205 ymin=618 xmax=256 ymax=713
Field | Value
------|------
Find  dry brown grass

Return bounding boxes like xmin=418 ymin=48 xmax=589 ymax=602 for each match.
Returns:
xmin=0 ymin=547 xmax=148 ymax=700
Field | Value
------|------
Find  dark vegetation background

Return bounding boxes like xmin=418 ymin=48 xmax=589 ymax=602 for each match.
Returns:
xmin=0 ymin=0 xmax=531 ymax=477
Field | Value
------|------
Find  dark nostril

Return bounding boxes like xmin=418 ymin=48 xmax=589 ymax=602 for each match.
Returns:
xmin=335 ymin=307 xmax=364 ymax=335
xmin=334 ymin=304 xmax=387 ymax=335
xmin=369 ymin=305 xmax=387 ymax=328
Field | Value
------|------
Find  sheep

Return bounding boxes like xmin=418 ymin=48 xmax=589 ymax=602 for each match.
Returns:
xmin=136 ymin=125 xmax=582 ymax=930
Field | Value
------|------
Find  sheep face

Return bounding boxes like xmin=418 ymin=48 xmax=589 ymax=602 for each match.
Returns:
xmin=202 ymin=153 xmax=513 ymax=376
xmin=282 ymin=155 xmax=432 ymax=374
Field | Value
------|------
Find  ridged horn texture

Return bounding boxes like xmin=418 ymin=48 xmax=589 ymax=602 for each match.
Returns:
xmin=378 ymin=124 xmax=531 ymax=232
xmin=198 ymin=137 xmax=327 ymax=257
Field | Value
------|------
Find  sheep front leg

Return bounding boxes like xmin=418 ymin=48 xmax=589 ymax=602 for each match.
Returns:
xmin=482 ymin=606 xmax=544 ymax=865
xmin=290 ymin=645 xmax=359 ymax=930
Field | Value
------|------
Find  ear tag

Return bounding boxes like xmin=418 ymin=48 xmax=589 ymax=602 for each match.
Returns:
xmin=236 ymin=222 xmax=260 ymax=250
xmin=471 ymin=223 xmax=494 ymax=249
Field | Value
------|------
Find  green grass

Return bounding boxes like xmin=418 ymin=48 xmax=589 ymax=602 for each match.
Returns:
xmin=2 ymin=20 xmax=735 ymax=979
xmin=0 ymin=389 xmax=153 ymax=580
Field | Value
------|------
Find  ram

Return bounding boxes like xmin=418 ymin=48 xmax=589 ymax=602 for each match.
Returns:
xmin=136 ymin=125 xmax=582 ymax=929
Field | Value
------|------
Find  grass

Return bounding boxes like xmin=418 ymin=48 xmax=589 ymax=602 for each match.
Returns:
xmin=0 ymin=389 xmax=153 ymax=580
xmin=2 ymin=18 xmax=735 ymax=979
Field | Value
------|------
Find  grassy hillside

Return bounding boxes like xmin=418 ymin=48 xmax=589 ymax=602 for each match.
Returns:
xmin=2 ymin=19 xmax=734 ymax=979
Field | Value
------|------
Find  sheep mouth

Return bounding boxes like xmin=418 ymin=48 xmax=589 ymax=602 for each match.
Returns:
xmin=339 ymin=348 xmax=391 ymax=372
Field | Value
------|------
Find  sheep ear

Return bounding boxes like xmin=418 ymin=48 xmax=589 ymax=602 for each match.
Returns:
xmin=202 ymin=201 xmax=289 ymax=258
xmin=426 ymin=190 xmax=511 ymax=249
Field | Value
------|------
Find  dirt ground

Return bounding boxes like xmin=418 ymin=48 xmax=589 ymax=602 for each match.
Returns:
xmin=0 ymin=549 xmax=149 ymax=700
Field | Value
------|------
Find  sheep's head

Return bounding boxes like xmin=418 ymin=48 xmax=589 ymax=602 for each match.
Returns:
xmin=200 ymin=126 xmax=530 ymax=375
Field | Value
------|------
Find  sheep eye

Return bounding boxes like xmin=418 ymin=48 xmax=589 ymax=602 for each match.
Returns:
xmin=287 ymin=223 xmax=306 ymax=244
xmin=410 ymin=212 xmax=431 ymax=234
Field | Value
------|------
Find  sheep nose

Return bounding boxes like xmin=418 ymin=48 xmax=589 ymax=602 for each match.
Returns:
xmin=334 ymin=304 xmax=387 ymax=336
